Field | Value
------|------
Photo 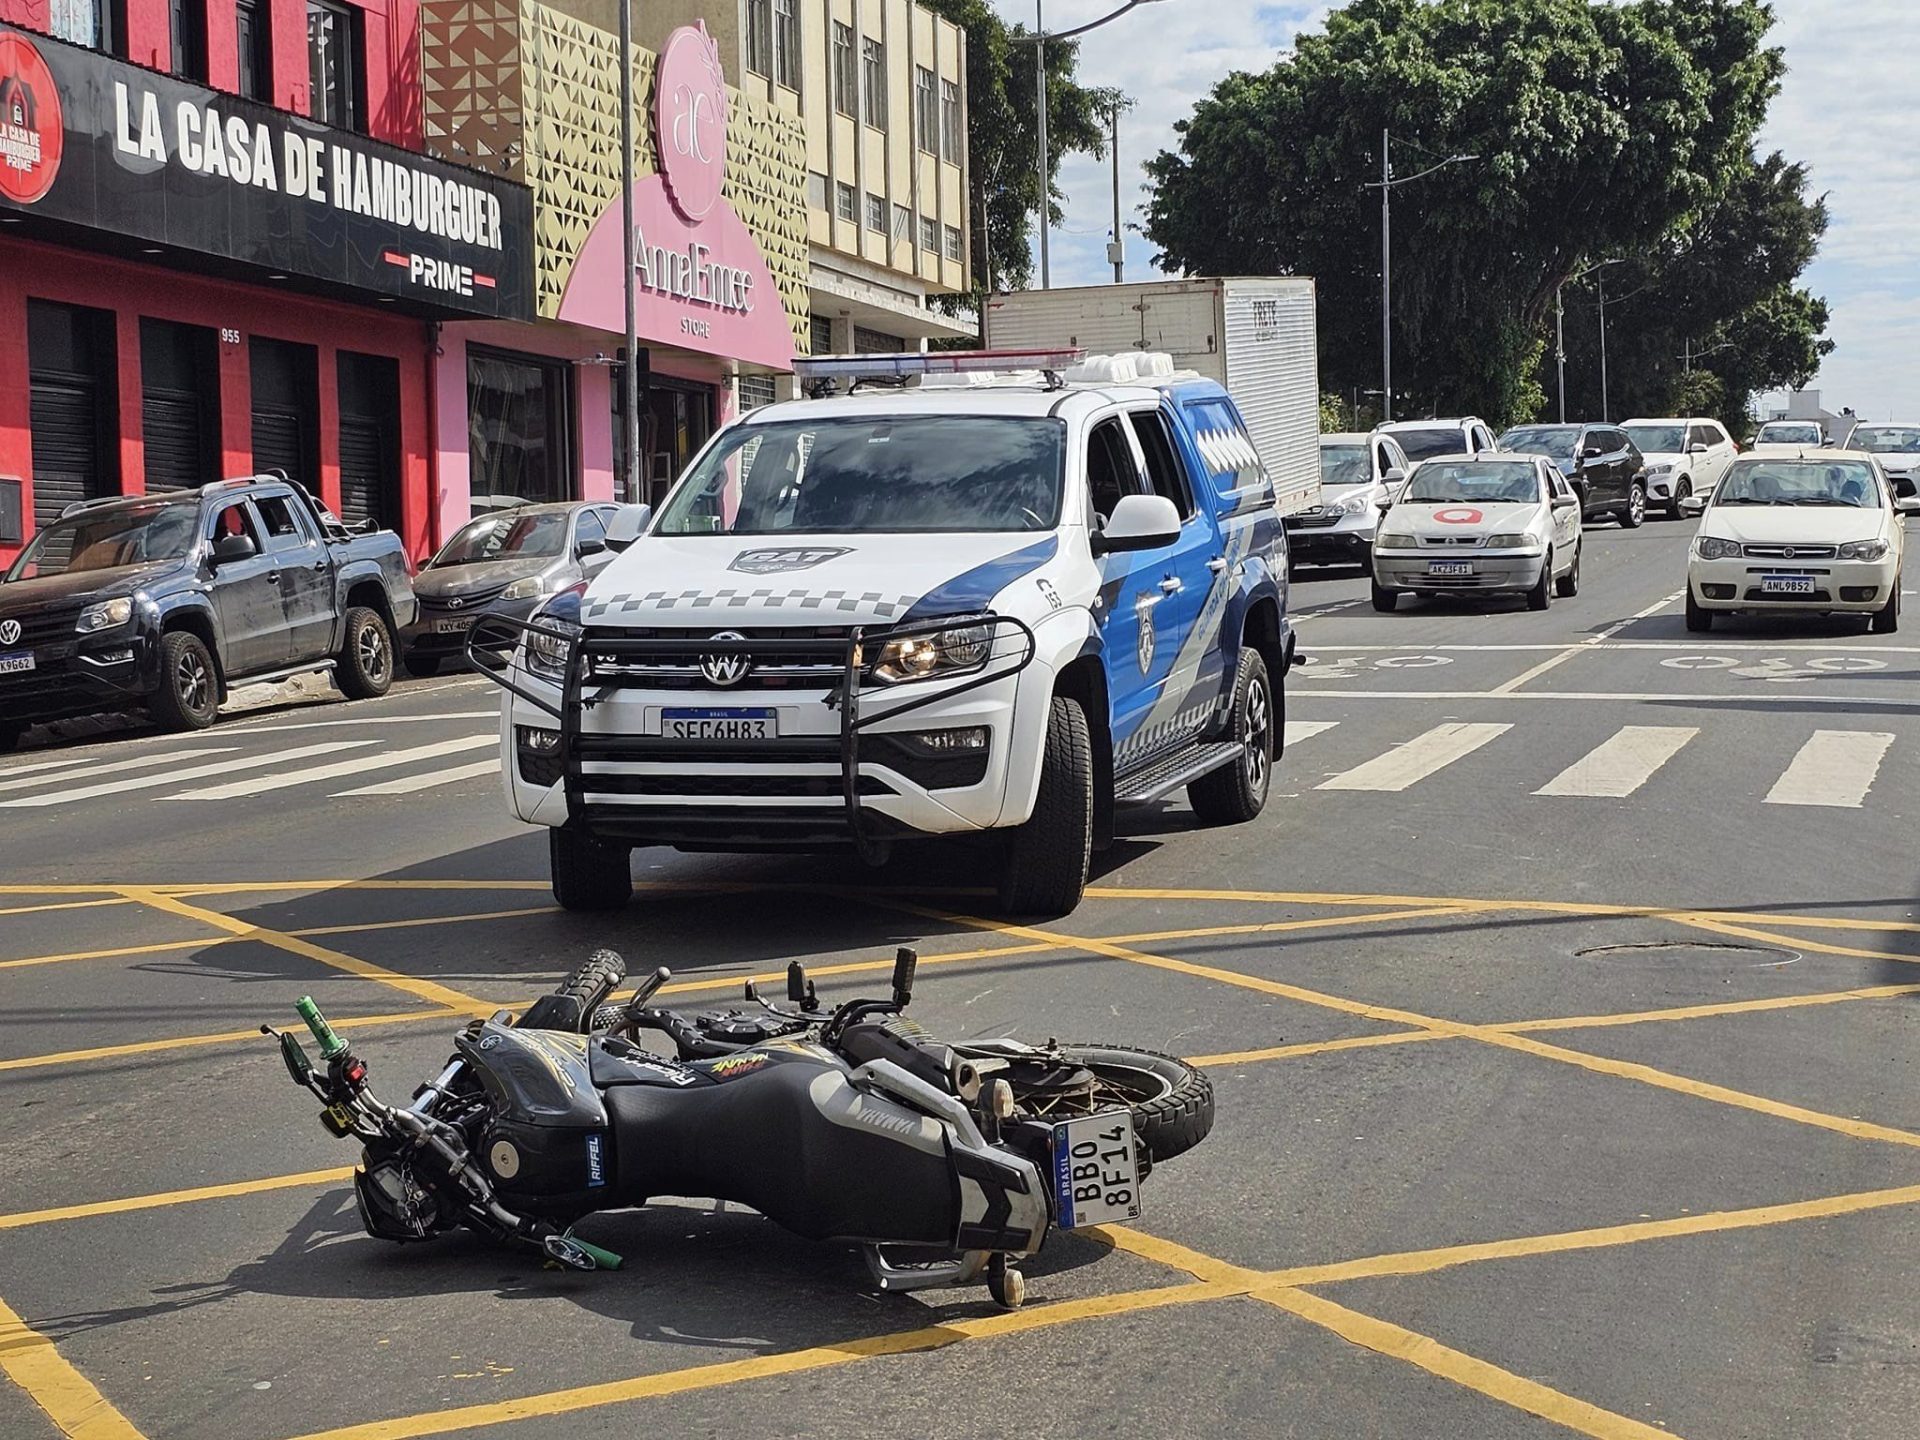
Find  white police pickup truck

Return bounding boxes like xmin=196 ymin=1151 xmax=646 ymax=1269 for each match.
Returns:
xmin=476 ymin=349 xmax=1293 ymax=916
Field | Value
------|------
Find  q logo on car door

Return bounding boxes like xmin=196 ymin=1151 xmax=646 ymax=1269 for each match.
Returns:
xmin=1134 ymin=592 xmax=1157 ymax=674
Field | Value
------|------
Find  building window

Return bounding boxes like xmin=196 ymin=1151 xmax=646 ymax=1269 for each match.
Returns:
xmin=835 ymin=181 xmax=856 ymax=222
xmin=49 ymin=0 xmax=125 ymax=54
xmin=832 ymin=23 xmax=856 ymax=118
xmin=853 ymin=326 xmax=905 ymax=354
xmin=865 ymin=192 xmax=886 ymax=232
xmin=613 ymin=370 xmax=714 ymax=509
xmin=807 ymin=172 xmax=828 ymax=210
xmin=914 ymin=67 xmax=937 ymax=154
xmin=891 ymin=203 xmax=909 ymax=243
xmin=738 ymin=374 xmax=777 ymax=412
xmin=920 ymin=216 xmax=939 ymax=253
xmin=169 ymin=0 xmax=205 ymax=80
xmin=809 ymin=315 xmax=834 ymax=354
xmin=862 ymin=38 xmax=886 ymax=129
xmin=944 ymin=224 xmax=963 ymax=261
xmin=307 ymin=0 xmax=363 ymax=131
xmin=745 ymin=0 xmax=772 ymax=79
xmin=941 ymin=79 xmax=961 ymax=160
xmin=468 ymin=349 xmax=574 ymax=507
xmin=773 ymin=0 xmax=800 ymax=90
xmin=236 ymin=0 xmax=272 ymax=102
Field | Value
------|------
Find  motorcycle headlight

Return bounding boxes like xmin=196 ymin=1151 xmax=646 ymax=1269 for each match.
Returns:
xmin=1375 ymin=531 xmax=1418 ymax=550
xmin=1693 ymin=535 xmax=1743 ymax=561
xmin=500 ymin=575 xmax=551 ymax=602
xmin=1838 ymin=539 xmax=1891 ymax=561
xmin=872 ymin=622 xmax=994 ymax=684
xmin=1484 ymin=533 xmax=1531 ymax=549
xmin=76 ymin=598 xmax=134 ymax=633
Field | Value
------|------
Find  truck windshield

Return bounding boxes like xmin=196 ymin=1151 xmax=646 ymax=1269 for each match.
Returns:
xmin=433 ymin=511 xmax=569 ymax=566
xmin=653 ymin=416 xmax=1066 ymax=535
xmin=4 ymin=500 xmax=200 ymax=582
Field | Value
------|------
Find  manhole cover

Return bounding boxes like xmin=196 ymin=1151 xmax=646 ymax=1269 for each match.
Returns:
xmin=1574 ymin=941 xmax=1800 ymax=970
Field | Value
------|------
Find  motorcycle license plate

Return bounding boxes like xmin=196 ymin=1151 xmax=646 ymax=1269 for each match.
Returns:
xmin=1761 ymin=574 xmax=1816 ymax=595
xmin=0 ymin=651 xmax=32 ymax=674
xmin=662 ymin=707 xmax=777 ymax=740
xmin=1051 ymin=1112 xmax=1142 ymax=1229
xmin=434 ymin=616 xmax=476 ymax=634
xmin=1427 ymin=561 xmax=1474 ymax=577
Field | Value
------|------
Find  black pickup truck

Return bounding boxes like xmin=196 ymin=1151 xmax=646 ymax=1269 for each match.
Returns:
xmin=0 ymin=477 xmax=417 ymax=747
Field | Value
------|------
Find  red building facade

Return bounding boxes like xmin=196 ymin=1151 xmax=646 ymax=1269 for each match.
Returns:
xmin=0 ymin=0 xmax=533 ymax=564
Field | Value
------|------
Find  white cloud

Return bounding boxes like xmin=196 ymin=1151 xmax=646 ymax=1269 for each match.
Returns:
xmin=996 ymin=0 xmax=1919 ymax=417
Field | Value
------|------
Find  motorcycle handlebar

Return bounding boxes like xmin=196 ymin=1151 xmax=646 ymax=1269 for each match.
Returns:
xmin=295 ymin=996 xmax=348 ymax=1060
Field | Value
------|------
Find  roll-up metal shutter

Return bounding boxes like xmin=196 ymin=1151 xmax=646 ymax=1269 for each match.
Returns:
xmin=251 ymin=408 xmax=304 ymax=486
xmin=337 ymin=415 xmax=395 ymax=530
xmin=142 ymin=389 xmax=207 ymax=491
xmin=30 ymin=382 xmax=104 ymax=529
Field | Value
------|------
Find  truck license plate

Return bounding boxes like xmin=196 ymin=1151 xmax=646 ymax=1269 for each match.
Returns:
xmin=662 ymin=707 xmax=777 ymax=740
xmin=1761 ymin=575 xmax=1816 ymax=595
xmin=1051 ymin=1112 xmax=1143 ymax=1228
xmin=1427 ymin=561 xmax=1474 ymax=577
xmin=0 ymin=651 xmax=33 ymax=674
xmin=434 ymin=617 xmax=476 ymax=634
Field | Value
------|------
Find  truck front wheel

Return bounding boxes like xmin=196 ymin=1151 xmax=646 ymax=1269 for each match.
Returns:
xmin=996 ymin=696 xmax=1093 ymax=918
xmin=337 ymin=607 xmax=395 ymax=700
xmin=549 ymin=828 xmax=633 ymax=912
xmin=150 ymin=631 xmax=221 ymax=731
xmin=1188 ymin=648 xmax=1274 ymax=825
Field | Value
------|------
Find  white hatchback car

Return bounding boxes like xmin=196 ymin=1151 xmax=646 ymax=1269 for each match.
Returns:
xmin=1372 ymin=455 xmax=1582 ymax=612
xmin=1682 ymin=450 xmax=1919 ymax=633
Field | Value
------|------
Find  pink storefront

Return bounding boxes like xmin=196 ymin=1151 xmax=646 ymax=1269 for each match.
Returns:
xmin=423 ymin=14 xmax=807 ymax=531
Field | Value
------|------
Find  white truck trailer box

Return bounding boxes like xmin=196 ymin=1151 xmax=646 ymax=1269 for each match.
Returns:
xmin=983 ymin=277 xmax=1322 ymax=515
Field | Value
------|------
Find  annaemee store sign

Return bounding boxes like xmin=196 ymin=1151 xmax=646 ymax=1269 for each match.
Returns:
xmin=0 ymin=22 xmax=533 ymax=320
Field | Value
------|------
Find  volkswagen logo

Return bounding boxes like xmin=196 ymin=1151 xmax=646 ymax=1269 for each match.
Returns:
xmin=446 ymin=596 xmax=465 ymax=609
xmin=0 ymin=620 xmax=18 ymax=646
xmin=699 ymin=631 xmax=752 ymax=687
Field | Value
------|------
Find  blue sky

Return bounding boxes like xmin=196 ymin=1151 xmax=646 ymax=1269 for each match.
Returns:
xmin=996 ymin=0 xmax=1916 ymax=420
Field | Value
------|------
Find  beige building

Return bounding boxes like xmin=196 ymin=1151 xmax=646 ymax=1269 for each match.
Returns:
xmin=633 ymin=0 xmax=976 ymax=352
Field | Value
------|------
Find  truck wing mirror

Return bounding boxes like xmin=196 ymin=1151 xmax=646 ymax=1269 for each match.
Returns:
xmin=1092 ymin=494 xmax=1182 ymax=555
xmin=1381 ymin=467 xmax=1407 ymax=485
xmin=604 ymin=504 xmax=652 ymax=554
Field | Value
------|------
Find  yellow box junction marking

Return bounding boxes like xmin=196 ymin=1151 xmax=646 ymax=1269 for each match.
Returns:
xmin=0 ymin=1293 xmax=145 ymax=1439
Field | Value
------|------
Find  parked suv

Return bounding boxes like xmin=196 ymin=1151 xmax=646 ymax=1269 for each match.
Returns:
xmin=477 ymin=351 xmax=1294 ymax=919
xmin=1850 ymin=424 xmax=1920 ymax=500
xmin=1622 ymin=417 xmax=1738 ymax=517
xmin=1285 ymin=433 xmax=1411 ymax=568
xmin=1375 ymin=417 xmax=1501 ymax=463
xmin=0 ymin=478 xmax=416 ymax=746
xmin=1498 ymin=423 xmax=1648 ymax=527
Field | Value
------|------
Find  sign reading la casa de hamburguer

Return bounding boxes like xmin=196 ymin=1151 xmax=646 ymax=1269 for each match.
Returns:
xmin=0 ymin=21 xmax=533 ymax=320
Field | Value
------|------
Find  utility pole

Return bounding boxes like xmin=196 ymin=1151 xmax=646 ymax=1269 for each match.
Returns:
xmin=1555 ymin=285 xmax=1566 ymax=424
xmin=1598 ymin=267 xmax=1611 ymax=424
xmin=1109 ymin=103 xmax=1122 ymax=283
xmin=1380 ymin=128 xmax=1392 ymax=423
xmin=1035 ymin=0 xmax=1050 ymax=289
xmin=617 ymin=0 xmax=639 ymax=503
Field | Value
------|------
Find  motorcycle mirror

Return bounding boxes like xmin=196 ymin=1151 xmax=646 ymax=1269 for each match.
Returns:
xmin=892 ymin=947 xmax=918 ymax=1008
xmin=743 ymin=980 xmax=759 ymax=1002
xmin=270 ymin=1026 xmax=315 ymax=1087
xmin=787 ymin=961 xmax=808 ymax=1003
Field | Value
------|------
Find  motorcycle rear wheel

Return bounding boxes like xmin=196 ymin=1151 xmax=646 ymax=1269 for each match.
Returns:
xmin=960 ymin=1042 xmax=1215 ymax=1163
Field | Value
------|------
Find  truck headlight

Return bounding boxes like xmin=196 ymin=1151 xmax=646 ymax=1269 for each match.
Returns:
xmin=1335 ymin=492 xmax=1372 ymax=515
xmin=1838 ymin=540 xmax=1891 ymax=561
xmin=872 ymin=622 xmax=994 ymax=684
xmin=1375 ymin=532 xmax=1417 ymax=550
xmin=500 ymin=575 xmax=551 ymax=602
xmin=76 ymin=598 xmax=134 ymax=632
xmin=1693 ymin=535 xmax=1743 ymax=561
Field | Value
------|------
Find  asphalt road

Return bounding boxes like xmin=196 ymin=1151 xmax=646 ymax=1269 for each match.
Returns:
xmin=3 ymin=514 xmax=1919 ymax=1440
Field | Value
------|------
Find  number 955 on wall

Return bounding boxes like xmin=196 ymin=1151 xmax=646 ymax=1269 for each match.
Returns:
xmin=1051 ymin=1113 xmax=1143 ymax=1227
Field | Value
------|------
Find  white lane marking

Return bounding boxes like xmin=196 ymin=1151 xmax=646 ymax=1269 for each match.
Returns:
xmin=1289 ymin=691 xmax=1920 ymax=708
xmin=0 ymin=747 xmax=240 ymax=795
xmin=0 ymin=741 xmax=371 ymax=808
xmin=1317 ymin=723 xmax=1512 ymax=792
xmin=1489 ymin=591 xmax=1686 ymax=696
xmin=1273 ymin=642 xmax=1920 ymax=654
xmin=166 ymin=735 xmax=497 ymax=801
xmin=1765 ymin=731 xmax=1895 ymax=809
xmin=1535 ymin=726 xmax=1698 ymax=798
xmin=1283 ymin=721 xmax=1339 ymax=747
xmin=333 ymin=758 xmax=502 ymax=796
xmin=1292 ymin=600 xmax=1367 ymax=622
xmin=217 ymin=707 xmax=497 ymax=736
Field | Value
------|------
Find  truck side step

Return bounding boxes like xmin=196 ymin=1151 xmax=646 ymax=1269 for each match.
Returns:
xmin=1115 ymin=742 xmax=1244 ymax=805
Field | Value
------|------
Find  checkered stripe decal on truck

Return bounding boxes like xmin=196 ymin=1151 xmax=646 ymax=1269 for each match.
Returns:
xmin=583 ymin=589 xmax=921 ymax=621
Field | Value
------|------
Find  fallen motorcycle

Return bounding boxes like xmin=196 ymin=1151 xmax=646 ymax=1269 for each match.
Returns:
xmin=263 ymin=947 xmax=1214 ymax=1307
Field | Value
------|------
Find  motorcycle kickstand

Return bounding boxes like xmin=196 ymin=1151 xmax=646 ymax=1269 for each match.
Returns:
xmin=987 ymin=1254 xmax=1025 ymax=1310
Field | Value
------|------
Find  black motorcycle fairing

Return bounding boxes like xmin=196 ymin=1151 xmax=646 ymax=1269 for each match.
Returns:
xmin=456 ymin=1023 xmax=608 ymax=1128
xmin=600 ymin=1053 xmax=960 ymax=1245
xmin=589 ymin=1036 xmax=712 ymax=1089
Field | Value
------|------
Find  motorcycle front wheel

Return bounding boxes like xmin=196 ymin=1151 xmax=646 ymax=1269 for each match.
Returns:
xmin=957 ymin=1042 xmax=1215 ymax=1163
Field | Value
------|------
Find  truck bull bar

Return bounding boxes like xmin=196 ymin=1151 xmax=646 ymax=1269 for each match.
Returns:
xmin=466 ymin=612 xmax=1037 ymax=855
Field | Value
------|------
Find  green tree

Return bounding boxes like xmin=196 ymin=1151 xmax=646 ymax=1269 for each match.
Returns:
xmin=920 ymin=0 xmax=1118 ymax=321
xmin=1143 ymin=0 xmax=1786 ymax=426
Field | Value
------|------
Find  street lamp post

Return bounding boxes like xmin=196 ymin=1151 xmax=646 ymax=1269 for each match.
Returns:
xmin=1364 ymin=133 xmax=1479 ymax=424
xmin=1555 ymin=286 xmax=1566 ymax=423
xmin=617 ymin=0 xmax=639 ymax=502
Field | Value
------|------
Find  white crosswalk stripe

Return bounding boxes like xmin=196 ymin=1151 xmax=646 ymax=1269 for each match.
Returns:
xmin=333 ymin=759 xmax=502 ymax=797
xmin=1283 ymin=721 xmax=1339 ymax=747
xmin=1317 ymin=723 xmax=1512 ymax=792
xmin=1534 ymin=727 xmax=1698 ymax=799
xmin=0 ymin=741 xmax=371 ymax=808
xmin=1764 ymin=731 xmax=1895 ymax=809
xmin=0 ymin=748 xmax=237 ymax=795
xmin=164 ymin=735 xmax=497 ymax=801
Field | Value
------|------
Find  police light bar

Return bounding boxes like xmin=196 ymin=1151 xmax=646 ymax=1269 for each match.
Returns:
xmin=792 ymin=348 xmax=1086 ymax=381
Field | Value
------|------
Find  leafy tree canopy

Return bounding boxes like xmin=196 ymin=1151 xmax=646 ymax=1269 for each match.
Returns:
xmin=1144 ymin=0 xmax=1800 ymax=426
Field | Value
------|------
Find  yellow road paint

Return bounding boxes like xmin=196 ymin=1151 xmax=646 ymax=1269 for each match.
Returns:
xmin=0 ymin=937 xmax=215 ymax=971
xmin=119 ymin=888 xmax=489 ymax=1013
xmin=1670 ymin=912 xmax=1920 ymax=965
xmin=1094 ymin=1226 xmax=1263 ymax=1286
xmin=1506 ymin=982 xmax=1920 ymax=1034
xmin=0 ymin=884 xmax=121 ymax=896
xmin=1189 ymin=1030 xmax=1446 ymax=1068
xmin=0 ymin=1168 xmax=355 ymax=1232
xmin=0 ymin=896 xmax=134 ymax=920
xmin=0 ymin=1008 xmax=457 ymax=1073
xmin=1082 ymin=905 xmax=1482 ymax=948
xmin=0 ymin=1292 xmax=147 ymax=1440
xmin=280 ymin=1280 xmax=1234 ymax=1440
xmin=1253 ymin=1286 xmax=1679 ymax=1440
